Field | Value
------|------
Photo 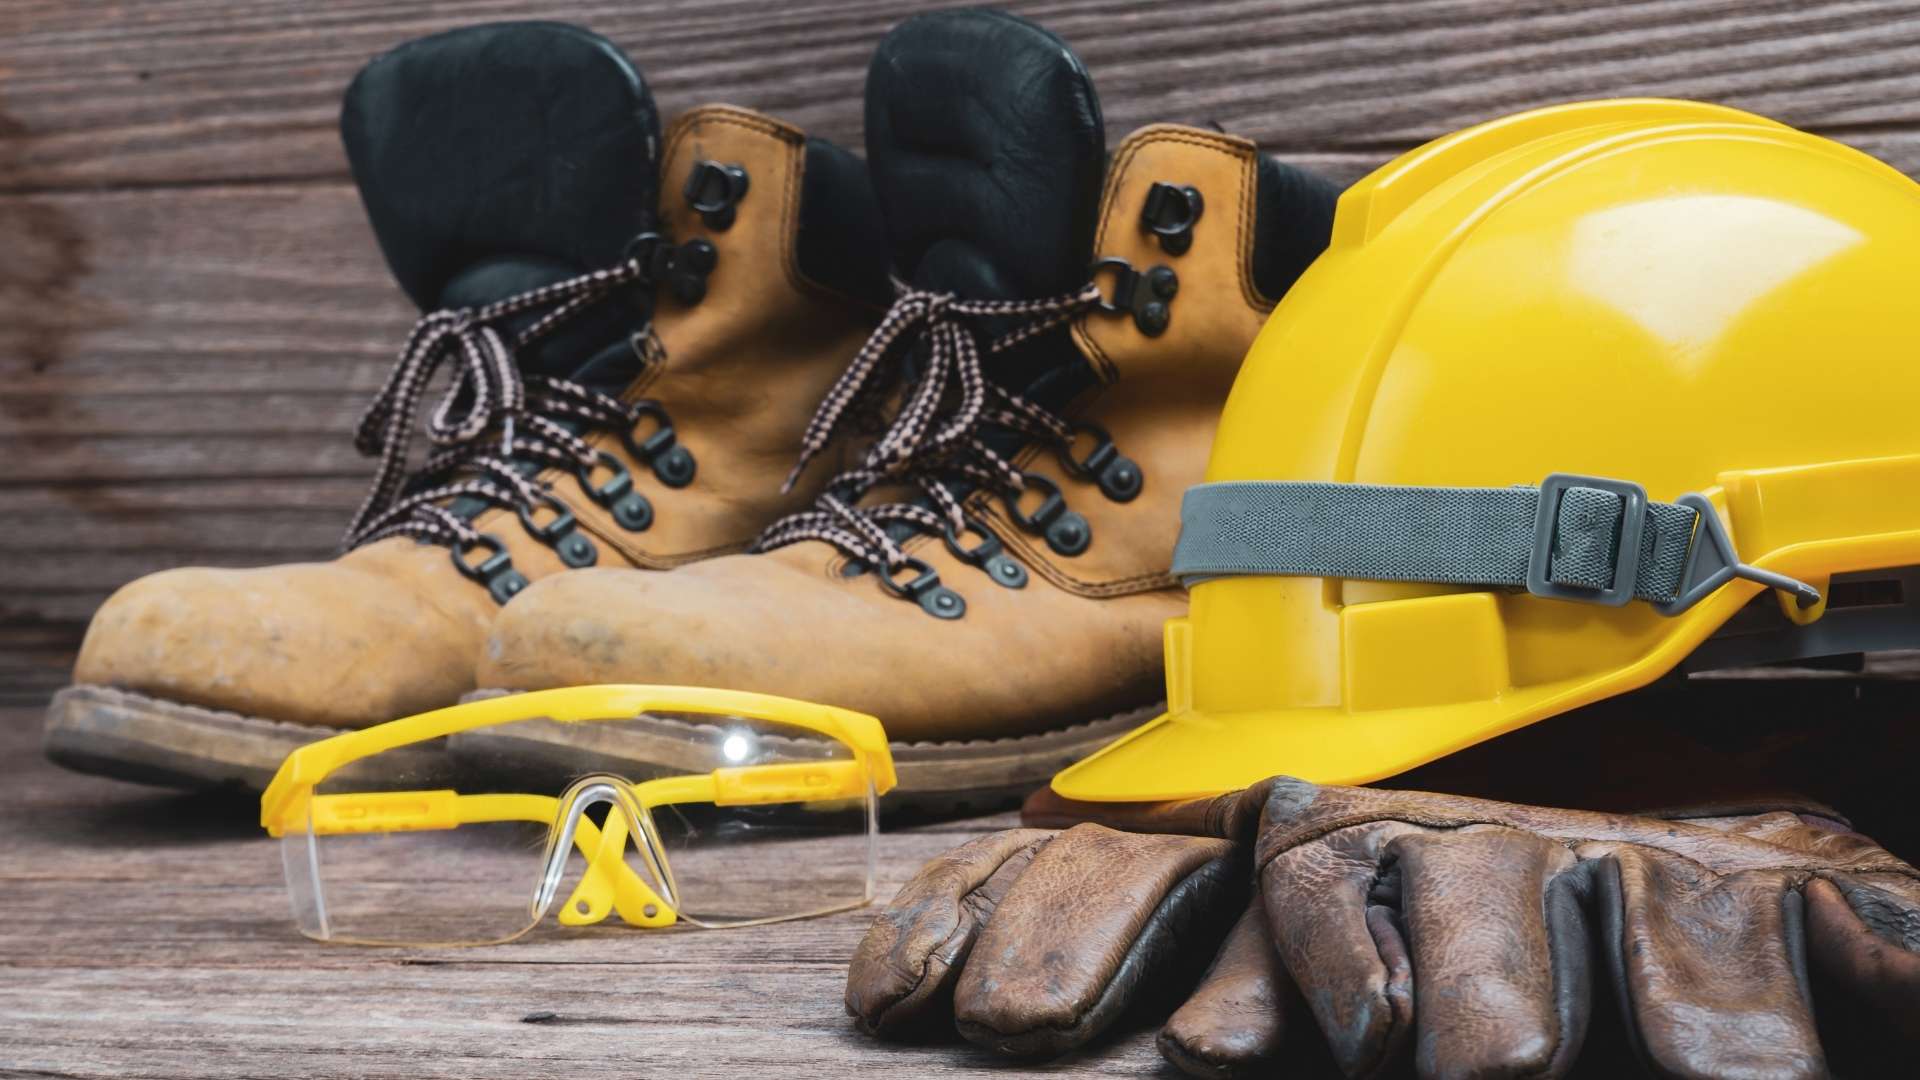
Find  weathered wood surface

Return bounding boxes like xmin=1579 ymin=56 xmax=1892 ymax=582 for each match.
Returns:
xmin=0 ymin=708 xmax=1179 ymax=1078
xmin=3 ymin=0 xmax=1920 ymax=697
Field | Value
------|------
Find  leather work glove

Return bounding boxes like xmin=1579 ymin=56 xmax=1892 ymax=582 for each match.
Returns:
xmin=844 ymin=821 xmax=1309 ymax=1075
xmin=847 ymin=780 xmax=1920 ymax=1079
xmin=1248 ymin=779 xmax=1920 ymax=1079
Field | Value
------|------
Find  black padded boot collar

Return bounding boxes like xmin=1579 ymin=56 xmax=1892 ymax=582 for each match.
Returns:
xmin=341 ymin=20 xmax=662 ymax=376
xmin=864 ymin=8 xmax=1106 ymax=303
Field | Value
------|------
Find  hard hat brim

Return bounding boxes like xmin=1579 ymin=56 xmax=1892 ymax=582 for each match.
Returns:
xmin=1049 ymin=700 xmax=1518 ymax=802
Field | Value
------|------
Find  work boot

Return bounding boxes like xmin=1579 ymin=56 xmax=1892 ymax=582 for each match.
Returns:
xmin=45 ymin=22 xmax=888 ymax=789
xmin=475 ymin=9 xmax=1340 ymax=811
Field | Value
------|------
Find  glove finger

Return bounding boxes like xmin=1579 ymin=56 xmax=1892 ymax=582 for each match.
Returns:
xmin=1260 ymin=821 xmax=1416 ymax=1079
xmin=846 ymin=828 xmax=1052 ymax=1037
xmin=1390 ymin=827 xmax=1589 ymax=1080
xmin=1593 ymin=846 xmax=1827 ymax=1079
xmin=1159 ymin=902 xmax=1292 ymax=1079
xmin=953 ymin=823 xmax=1245 ymax=1058
xmin=1804 ymin=874 xmax=1920 ymax=1050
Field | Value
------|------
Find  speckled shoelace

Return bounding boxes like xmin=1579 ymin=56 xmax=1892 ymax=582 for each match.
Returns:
xmin=343 ymin=246 xmax=669 ymax=553
xmin=750 ymin=279 xmax=1102 ymax=572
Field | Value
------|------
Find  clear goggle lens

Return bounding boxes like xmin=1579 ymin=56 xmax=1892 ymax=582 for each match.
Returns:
xmin=278 ymin=710 xmax=878 ymax=946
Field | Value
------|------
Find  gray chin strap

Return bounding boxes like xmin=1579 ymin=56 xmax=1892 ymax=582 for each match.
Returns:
xmin=1173 ymin=474 xmax=1918 ymax=668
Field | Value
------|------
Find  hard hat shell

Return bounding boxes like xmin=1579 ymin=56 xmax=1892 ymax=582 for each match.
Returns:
xmin=1054 ymin=99 xmax=1920 ymax=803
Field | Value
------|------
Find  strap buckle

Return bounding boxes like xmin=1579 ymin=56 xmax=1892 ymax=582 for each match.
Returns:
xmin=1655 ymin=493 xmax=1821 ymax=616
xmin=1526 ymin=473 xmax=1646 ymax=607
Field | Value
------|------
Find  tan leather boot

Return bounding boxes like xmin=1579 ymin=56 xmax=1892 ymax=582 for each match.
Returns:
xmin=45 ymin=24 xmax=887 ymax=789
xmin=474 ymin=10 xmax=1341 ymax=809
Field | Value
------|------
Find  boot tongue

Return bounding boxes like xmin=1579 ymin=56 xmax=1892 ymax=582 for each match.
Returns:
xmin=865 ymin=9 xmax=1105 ymax=309
xmin=342 ymin=21 xmax=660 ymax=380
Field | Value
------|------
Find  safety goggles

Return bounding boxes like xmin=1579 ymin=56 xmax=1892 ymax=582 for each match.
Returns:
xmin=260 ymin=685 xmax=896 ymax=946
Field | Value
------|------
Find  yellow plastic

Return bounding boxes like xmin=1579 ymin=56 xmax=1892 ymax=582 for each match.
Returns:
xmin=1054 ymin=99 xmax=1920 ymax=802
xmin=262 ymin=684 xmax=895 ymax=930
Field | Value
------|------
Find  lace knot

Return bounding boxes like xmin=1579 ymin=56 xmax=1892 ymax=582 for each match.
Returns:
xmin=340 ymin=254 xmax=675 ymax=554
xmin=755 ymin=281 xmax=1102 ymax=570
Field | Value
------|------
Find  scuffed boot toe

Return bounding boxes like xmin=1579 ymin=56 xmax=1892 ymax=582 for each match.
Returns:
xmin=73 ymin=559 xmax=486 ymax=731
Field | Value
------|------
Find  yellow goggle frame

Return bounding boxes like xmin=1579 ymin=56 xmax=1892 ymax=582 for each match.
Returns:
xmin=261 ymin=685 xmax=897 ymax=932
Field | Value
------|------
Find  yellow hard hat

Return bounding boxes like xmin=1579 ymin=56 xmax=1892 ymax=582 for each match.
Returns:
xmin=1054 ymin=98 xmax=1920 ymax=803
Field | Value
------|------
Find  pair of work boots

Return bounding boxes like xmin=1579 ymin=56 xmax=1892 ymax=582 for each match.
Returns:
xmin=46 ymin=10 xmax=1341 ymax=809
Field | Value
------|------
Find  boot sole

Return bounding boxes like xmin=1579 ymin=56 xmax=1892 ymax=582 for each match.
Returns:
xmin=43 ymin=684 xmax=1149 ymax=815
xmin=42 ymin=685 xmax=455 ymax=792
xmin=454 ymin=690 xmax=1158 ymax=817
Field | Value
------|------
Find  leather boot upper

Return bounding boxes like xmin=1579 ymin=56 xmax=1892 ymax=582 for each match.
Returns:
xmin=73 ymin=28 xmax=888 ymax=729
xmin=481 ymin=10 xmax=1338 ymax=743
xmin=480 ymin=117 xmax=1338 ymax=742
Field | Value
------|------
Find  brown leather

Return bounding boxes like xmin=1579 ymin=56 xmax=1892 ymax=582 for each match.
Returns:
xmin=1039 ymin=125 xmax=1274 ymax=591
xmin=592 ymin=106 xmax=878 ymax=565
xmin=845 ymin=828 xmax=1051 ymax=1038
xmin=1157 ymin=903 xmax=1293 ymax=1080
xmin=959 ymin=771 xmax=1920 ymax=1076
xmin=477 ymin=536 xmax=1180 ymax=742
xmin=953 ymin=826 xmax=1241 ymax=1057
xmin=72 ymin=539 xmax=494 ymax=729
xmin=479 ymin=124 xmax=1276 ymax=745
xmin=71 ymin=105 xmax=878 ymax=731
xmin=846 ymin=823 xmax=1249 ymax=1063
xmin=421 ymin=105 xmax=878 ymax=573
xmin=1251 ymin=778 xmax=1920 ymax=1080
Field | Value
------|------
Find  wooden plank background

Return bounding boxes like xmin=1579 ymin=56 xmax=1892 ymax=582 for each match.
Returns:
xmin=4 ymin=0 xmax=1920 ymax=702
xmin=3 ymin=5 xmax=1920 ymax=1074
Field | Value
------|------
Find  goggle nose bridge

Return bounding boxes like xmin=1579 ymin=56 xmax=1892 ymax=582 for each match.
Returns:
xmin=534 ymin=777 xmax=678 ymax=924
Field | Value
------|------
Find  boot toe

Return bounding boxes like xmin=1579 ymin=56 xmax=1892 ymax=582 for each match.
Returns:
xmin=481 ymin=563 xmax=798 ymax=689
xmin=73 ymin=559 xmax=486 ymax=729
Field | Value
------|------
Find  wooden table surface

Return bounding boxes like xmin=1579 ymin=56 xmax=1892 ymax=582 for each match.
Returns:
xmin=0 ymin=707 xmax=1177 ymax=1077
xmin=5 ymin=1 xmax=1920 ymax=1076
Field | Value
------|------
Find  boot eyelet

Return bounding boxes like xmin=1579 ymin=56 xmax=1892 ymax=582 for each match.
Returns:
xmin=652 ymin=445 xmax=696 ymax=487
xmin=878 ymin=556 xmax=967 ymax=619
xmin=450 ymin=532 xmax=509 ymax=580
xmin=555 ymin=533 xmax=598 ymax=567
xmin=621 ymin=230 xmax=666 ymax=267
xmin=489 ymin=569 xmax=531 ymax=603
xmin=450 ymin=533 xmax=530 ymax=605
xmin=632 ymin=233 xmax=717 ymax=307
xmin=1004 ymin=473 xmax=1093 ymax=558
xmin=1141 ymin=182 xmax=1204 ymax=255
xmin=684 ymin=160 xmax=750 ymax=231
xmin=1045 ymin=512 xmax=1092 ymax=557
xmin=625 ymin=402 xmax=698 ymax=489
xmin=516 ymin=492 xmax=599 ymax=568
xmin=669 ymin=239 xmax=717 ymax=305
xmin=612 ymin=494 xmax=653 ymax=532
xmin=577 ymin=451 xmax=653 ymax=533
xmin=1090 ymin=257 xmax=1177 ymax=337
xmin=942 ymin=517 xmax=1028 ymax=589
xmin=1059 ymin=421 xmax=1143 ymax=503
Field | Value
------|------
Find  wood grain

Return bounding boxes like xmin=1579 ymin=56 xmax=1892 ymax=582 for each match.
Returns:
xmin=3 ymin=6 xmax=1917 ymax=1074
xmin=3 ymin=1 xmax=1920 ymax=678
xmin=0 ymin=708 xmax=1180 ymax=1078
xmin=6 ymin=0 xmax=1920 ymax=191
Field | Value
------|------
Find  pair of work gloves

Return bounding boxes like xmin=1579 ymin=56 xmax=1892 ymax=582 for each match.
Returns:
xmin=846 ymin=775 xmax=1920 ymax=1078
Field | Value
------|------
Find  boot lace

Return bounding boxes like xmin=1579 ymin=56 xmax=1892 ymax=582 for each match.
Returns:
xmin=751 ymin=279 xmax=1104 ymax=573
xmin=343 ymin=239 xmax=675 ymax=553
